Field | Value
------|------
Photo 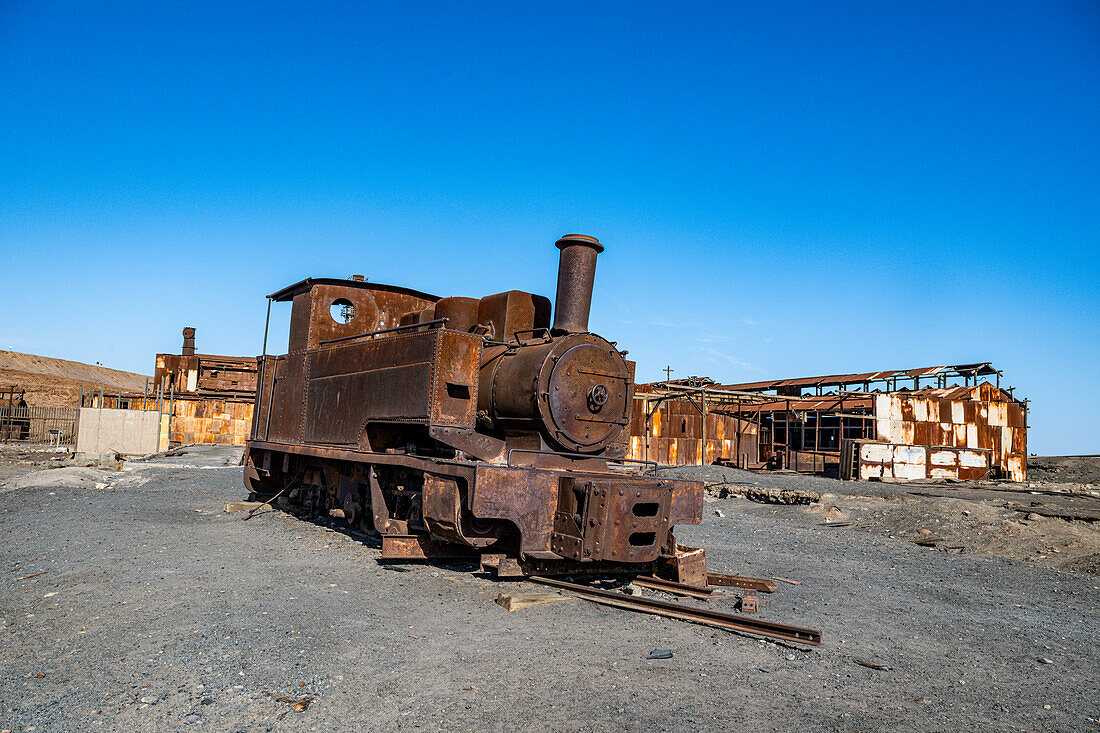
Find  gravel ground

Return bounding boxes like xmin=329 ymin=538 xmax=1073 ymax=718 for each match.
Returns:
xmin=1027 ymin=455 xmax=1100 ymax=485
xmin=660 ymin=462 xmax=1100 ymax=575
xmin=1 ymin=445 xmax=1098 ymax=732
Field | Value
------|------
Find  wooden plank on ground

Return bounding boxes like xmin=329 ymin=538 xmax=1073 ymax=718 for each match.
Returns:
xmin=224 ymin=501 xmax=265 ymax=514
xmin=495 ymin=592 xmax=574 ymax=612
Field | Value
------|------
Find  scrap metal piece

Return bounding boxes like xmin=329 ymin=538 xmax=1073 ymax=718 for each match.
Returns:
xmin=480 ymin=553 xmax=524 ymax=578
xmin=669 ymin=545 xmax=707 ymax=587
xmin=380 ymin=534 xmax=475 ymax=560
xmin=706 ymin=573 xmax=778 ymax=593
xmin=633 ymin=576 xmax=723 ymax=600
xmin=530 ymin=576 xmax=821 ymax=646
xmin=740 ymin=592 xmax=759 ymax=614
xmin=853 ymin=659 xmax=892 ymax=671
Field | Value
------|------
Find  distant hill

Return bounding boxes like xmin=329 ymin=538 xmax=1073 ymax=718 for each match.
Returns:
xmin=0 ymin=350 xmax=150 ymax=408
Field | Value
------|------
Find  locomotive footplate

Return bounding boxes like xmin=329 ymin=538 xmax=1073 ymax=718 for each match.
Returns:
xmin=550 ymin=477 xmax=675 ymax=563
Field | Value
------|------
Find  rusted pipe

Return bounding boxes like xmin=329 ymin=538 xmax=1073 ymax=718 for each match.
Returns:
xmin=551 ymin=234 xmax=603 ymax=335
xmin=182 ymin=327 xmax=196 ymax=356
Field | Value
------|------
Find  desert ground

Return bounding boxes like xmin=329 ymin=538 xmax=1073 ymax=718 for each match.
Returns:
xmin=1 ymin=444 xmax=1097 ymax=732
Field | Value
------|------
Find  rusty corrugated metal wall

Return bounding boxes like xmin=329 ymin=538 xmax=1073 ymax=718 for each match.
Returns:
xmin=873 ymin=382 xmax=1026 ymax=481
xmin=154 ymin=354 xmax=258 ymax=397
xmin=169 ymin=398 xmax=253 ymax=445
xmin=845 ymin=440 xmax=992 ymax=481
xmin=627 ymin=397 xmax=757 ymax=466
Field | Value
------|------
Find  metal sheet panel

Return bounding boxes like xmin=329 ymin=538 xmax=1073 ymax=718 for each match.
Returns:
xmin=305 ymin=362 xmax=433 ymax=444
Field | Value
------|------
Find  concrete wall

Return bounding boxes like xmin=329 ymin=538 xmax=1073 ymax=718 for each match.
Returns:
xmin=76 ymin=408 xmax=168 ymax=455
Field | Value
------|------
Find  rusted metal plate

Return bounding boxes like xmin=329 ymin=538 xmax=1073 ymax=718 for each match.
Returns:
xmin=551 ymin=477 xmax=673 ymax=563
xmin=669 ymin=480 xmax=703 ymax=525
xmin=430 ymin=331 xmax=481 ymax=427
xmin=170 ymin=398 xmax=253 ymax=445
xmin=669 ymin=545 xmax=707 ymax=587
xmin=264 ymin=354 xmax=303 ymax=443
xmin=380 ymin=534 xmax=474 ymax=560
xmin=707 ymin=573 xmax=778 ymax=593
xmin=282 ymin=281 xmax=438 ymax=352
xmin=476 ymin=290 xmax=552 ymax=342
xmin=470 ymin=465 xmax=559 ymax=556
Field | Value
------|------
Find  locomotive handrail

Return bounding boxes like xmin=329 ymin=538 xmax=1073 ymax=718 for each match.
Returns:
xmin=506 ymin=448 xmax=659 ymax=474
xmin=511 ymin=327 xmax=552 ymax=342
xmin=319 ymin=318 xmax=449 ymax=346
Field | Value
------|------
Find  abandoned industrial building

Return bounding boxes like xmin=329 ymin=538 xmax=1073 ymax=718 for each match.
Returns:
xmin=628 ymin=363 xmax=1027 ymax=481
xmin=152 ymin=327 xmax=258 ymax=445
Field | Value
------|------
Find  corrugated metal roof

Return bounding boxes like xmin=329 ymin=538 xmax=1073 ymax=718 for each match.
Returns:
xmin=720 ymin=363 xmax=998 ymax=392
xmin=719 ymin=396 xmax=874 ymax=413
xmin=714 ymin=382 xmax=1019 ymax=414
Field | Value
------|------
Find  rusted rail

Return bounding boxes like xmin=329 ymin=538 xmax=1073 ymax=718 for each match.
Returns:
xmin=633 ymin=576 xmax=723 ymax=600
xmin=530 ymin=576 xmax=821 ymax=646
xmin=706 ymin=572 xmax=778 ymax=593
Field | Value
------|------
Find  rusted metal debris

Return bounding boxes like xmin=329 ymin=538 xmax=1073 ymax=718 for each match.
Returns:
xmin=529 ymin=576 xmax=822 ymax=646
xmin=633 ymin=575 xmax=724 ymax=600
xmin=706 ymin=572 xmax=778 ymax=593
xmin=263 ymin=690 xmax=312 ymax=713
xmin=853 ymin=659 xmax=892 ymax=671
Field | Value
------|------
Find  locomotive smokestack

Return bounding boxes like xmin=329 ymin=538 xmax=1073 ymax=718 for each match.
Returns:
xmin=182 ymin=327 xmax=196 ymax=357
xmin=551 ymin=234 xmax=603 ymax=335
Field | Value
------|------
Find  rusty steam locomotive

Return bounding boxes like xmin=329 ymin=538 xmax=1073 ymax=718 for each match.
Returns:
xmin=244 ymin=235 xmax=705 ymax=578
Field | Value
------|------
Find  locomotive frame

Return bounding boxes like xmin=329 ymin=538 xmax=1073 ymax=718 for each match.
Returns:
xmin=243 ymin=235 xmax=706 ymax=579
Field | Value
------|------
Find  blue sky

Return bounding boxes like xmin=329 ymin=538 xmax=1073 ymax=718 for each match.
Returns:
xmin=1 ymin=1 xmax=1097 ymax=454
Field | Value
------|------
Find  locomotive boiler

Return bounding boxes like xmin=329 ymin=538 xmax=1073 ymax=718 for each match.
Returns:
xmin=244 ymin=235 xmax=706 ymax=579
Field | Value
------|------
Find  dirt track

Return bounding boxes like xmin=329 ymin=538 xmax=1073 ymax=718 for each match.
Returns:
xmin=1 ymin=446 xmax=1098 ymax=732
